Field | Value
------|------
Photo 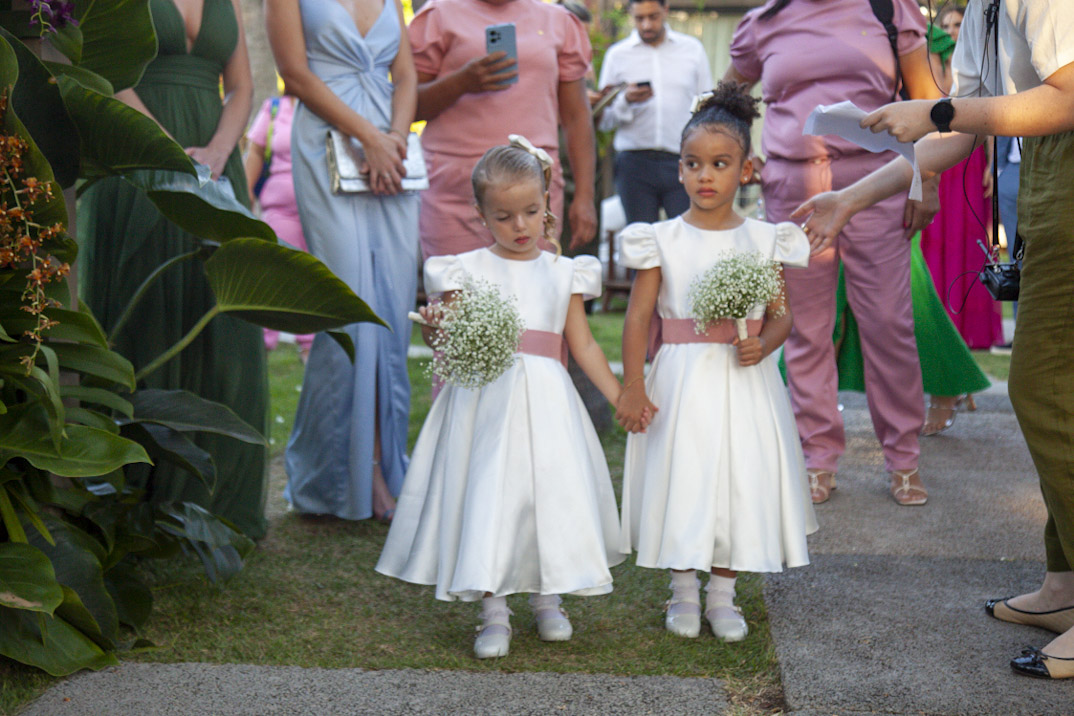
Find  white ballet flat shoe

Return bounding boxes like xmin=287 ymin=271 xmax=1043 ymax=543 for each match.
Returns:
xmin=535 ymin=608 xmax=573 ymax=642
xmin=706 ymin=604 xmax=748 ymax=642
xmin=474 ymin=607 xmax=512 ymax=659
xmin=665 ymin=577 xmax=702 ymax=638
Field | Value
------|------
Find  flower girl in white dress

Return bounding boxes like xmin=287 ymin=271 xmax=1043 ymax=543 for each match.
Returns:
xmin=615 ymin=82 xmax=818 ymax=642
xmin=376 ymin=139 xmax=630 ymax=659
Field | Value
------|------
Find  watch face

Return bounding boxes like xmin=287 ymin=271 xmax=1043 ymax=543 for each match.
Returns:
xmin=931 ymin=100 xmax=954 ymax=129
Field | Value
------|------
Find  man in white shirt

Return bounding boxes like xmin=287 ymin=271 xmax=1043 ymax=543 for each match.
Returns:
xmin=598 ymin=0 xmax=712 ymax=224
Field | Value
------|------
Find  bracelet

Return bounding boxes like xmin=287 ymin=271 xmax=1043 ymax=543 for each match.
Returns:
xmin=623 ymin=376 xmax=644 ymax=391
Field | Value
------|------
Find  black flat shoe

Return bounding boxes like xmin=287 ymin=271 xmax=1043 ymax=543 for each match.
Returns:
xmin=1011 ymin=646 xmax=1074 ymax=679
xmin=985 ymin=597 xmax=1074 ymax=633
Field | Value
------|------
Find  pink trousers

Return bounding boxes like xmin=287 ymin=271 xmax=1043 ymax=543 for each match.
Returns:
xmin=763 ymin=154 xmax=922 ymax=472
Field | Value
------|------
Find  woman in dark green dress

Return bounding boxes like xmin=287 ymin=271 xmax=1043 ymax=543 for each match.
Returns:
xmin=79 ymin=0 xmax=269 ymax=538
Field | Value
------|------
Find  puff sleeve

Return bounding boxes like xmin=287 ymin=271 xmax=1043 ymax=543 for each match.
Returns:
xmin=570 ymin=255 xmax=603 ymax=300
xmin=406 ymin=3 xmax=446 ymax=78
xmin=617 ymin=222 xmax=660 ymax=270
xmin=772 ymin=222 xmax=810 ymax=268
xmin=423 ymin=254 xmax=467 ymax=295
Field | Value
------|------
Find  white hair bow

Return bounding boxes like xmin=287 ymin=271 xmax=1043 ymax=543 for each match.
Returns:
xmin=690 ymin=91 xmax=714 ymax=114
xmin=508 ymin=134 xmax=553 ymax=170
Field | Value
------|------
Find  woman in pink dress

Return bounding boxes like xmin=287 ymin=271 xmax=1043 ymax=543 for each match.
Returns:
xmin=244 ymin=92 xmax=314 ymax=358
xmin=407 ymin=0 xmax=597 ymax=258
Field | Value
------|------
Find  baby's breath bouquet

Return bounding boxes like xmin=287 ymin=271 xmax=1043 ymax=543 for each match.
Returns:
xmin=428 ymin=275 xmax=525 ymax=389
xmin=688 ymin=250 xmax=784 ymax=340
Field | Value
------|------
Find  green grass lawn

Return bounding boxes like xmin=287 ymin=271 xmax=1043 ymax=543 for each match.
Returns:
xmin=1 ymin=317 xmax=1011 ymax=716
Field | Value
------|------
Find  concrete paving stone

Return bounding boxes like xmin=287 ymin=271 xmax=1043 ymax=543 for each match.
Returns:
xmin=766 ymin=553 xmax=1074 ymax=715
xmin=21 ymin=663 xmax=731 ymax=716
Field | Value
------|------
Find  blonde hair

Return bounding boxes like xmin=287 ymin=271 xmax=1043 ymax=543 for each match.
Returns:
xmin=471 ymin=136 xmax=560 ymax=257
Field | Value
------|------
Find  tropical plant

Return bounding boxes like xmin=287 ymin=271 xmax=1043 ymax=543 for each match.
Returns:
xmin=0 ymin=0 xmax=383 ymax=676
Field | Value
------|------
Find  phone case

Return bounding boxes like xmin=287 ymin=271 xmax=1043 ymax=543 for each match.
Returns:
xmin=485 ymin=23 xmax=518 ymax=86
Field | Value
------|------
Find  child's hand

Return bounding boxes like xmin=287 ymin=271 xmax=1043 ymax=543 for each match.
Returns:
xmin=734 ymin=336 xmax=766 ymax=367
xmin=615 ymin=380 xmax=658 ymax=433
xmin=418 ymin=302 xmax=445 ymax=327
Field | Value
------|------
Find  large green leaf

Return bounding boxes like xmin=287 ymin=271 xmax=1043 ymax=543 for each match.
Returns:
xmin=42 ymin=61 xmax=111 ymax=96
xmin=0 ymin=606 xmax=118 ymax=676
xmin=2 ymin=307 xmax=109 ymax=348
xmin=0 ymin=542 xmax=63 ymax=614
xmin=122 ymin=423 xmax=214 ymax=489
xmin=62 ymin=386 xmax=133 ymax=418
xmin=72 ymin=0 xmax=156 ymax=92
xmin=104 ymin=562 xmax=152 ymax=630
xmin=205 ymin=239 xmax=387 ymax=333
xmin=157 ymin=502 xmax=252 ymax=583
xmin=125 ymin=389 xmax=264 ymax=444
xmin=0 ymin=28 xmax=79 ymax=187
xmin=125 ymin=170 xmax=276 ymax=243
xmin=48 ymin=342 xmax=135 ymax=389
xmin=57 ymin=76 xmax=198 ymax=179
xmin=28 ymin=517 xmax=117 ymax=645
xmin=0 ymin=404 xmax=151 ymax=477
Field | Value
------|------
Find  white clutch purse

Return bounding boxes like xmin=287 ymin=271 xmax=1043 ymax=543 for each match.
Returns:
xmin=325 ymin=129 xmax=429 ymax=193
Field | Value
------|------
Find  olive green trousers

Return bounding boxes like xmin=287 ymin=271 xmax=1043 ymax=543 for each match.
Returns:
xmin=1008 ymin=130 xmax=1074 ymax=573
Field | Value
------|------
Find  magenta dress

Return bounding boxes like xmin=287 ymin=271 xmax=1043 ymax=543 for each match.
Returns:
xmin=248 ymin=96 xmax=314 ymax=351
xmin=918 ymin=146 xmax=1003 ymax=349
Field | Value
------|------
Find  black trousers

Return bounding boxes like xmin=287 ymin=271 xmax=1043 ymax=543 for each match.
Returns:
xmin=614 ymin=150 xmax=689 ymax=224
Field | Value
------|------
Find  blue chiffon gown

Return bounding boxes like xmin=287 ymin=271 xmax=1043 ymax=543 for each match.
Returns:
xmin=284 ymin=0 xmax=420 ymax=519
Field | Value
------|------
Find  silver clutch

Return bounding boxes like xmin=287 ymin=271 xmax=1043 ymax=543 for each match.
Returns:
xmin=325 ymin=129 xmax=429 ymax=193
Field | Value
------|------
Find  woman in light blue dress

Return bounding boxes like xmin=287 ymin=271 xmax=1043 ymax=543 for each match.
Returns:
xmin=267 ymin=0 xmax=420 ymax=521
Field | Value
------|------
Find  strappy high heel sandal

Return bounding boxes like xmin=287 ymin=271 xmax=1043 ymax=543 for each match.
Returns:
xmin=890 ymin=468 xmax=927 ymax=506
xmin=922 ymin=394 xmax=976 ymax=437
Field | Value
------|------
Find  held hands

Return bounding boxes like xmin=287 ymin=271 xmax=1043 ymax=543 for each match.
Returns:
xmin=461 ymin=52 xmax=518 ymax=94
xmin=861 ymin=100 xmax=935 ymax=144
xmin=615 ymin=379 xmax=657 ymax=434
xmin=732 ymin=336 xmax=767 ymax=367
xmin=185 ymin=145 xmax=229 ymax=180
xmin=360 ymin=129 xmax=407 ymax=196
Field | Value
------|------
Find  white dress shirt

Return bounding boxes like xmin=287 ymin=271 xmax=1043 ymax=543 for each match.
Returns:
xmin=598 ymin=27 xmax=713 ymax=154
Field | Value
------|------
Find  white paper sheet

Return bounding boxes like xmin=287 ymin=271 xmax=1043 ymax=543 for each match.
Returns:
xmin=803 ymin=101 xmax=922 ymax=201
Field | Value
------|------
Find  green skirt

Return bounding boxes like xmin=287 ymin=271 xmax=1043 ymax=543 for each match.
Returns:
xmin=781 ymin=234 xmax=991 ymax=396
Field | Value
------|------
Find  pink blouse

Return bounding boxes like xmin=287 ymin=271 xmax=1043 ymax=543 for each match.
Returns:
xmin=730 ymin=0 xmax=925 ymax=162
xmin=409 ymin=0 xmax=591 ymax=157
xmin=248 ymin=96 xmax=297 ymax=214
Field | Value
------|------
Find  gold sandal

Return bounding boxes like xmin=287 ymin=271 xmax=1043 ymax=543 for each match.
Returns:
xmin=807 ymin=469 xmax=836 ymax=504
xmin=890 ymin=468 xmax=927 ymax=506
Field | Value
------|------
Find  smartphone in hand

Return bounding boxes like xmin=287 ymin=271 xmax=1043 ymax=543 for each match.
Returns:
xmin=636 ymin=80 xmax=652 ymax=89
xmin=485 ymin=23 xmax=518 ymax=85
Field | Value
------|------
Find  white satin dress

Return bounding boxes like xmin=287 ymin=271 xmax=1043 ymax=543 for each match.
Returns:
xmin=376 ymin=248 xmax=624 ymax=601
xmin=618 ymin=217 xmax=818 ymax=574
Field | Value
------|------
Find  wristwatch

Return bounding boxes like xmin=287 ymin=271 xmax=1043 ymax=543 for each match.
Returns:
xmin=930 ymin=98 xmax=955 ymax=133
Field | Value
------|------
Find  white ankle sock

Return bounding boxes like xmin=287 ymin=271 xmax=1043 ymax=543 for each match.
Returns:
xmin=670 ymin=570 xmax=698 ymax=589
xmin=481 ymin=595 xmax=508 ymax=616
xmin=706 ymin=575 xmax=737 ymax=611
xmin=529 ymin=593 xmax=562 ymax=611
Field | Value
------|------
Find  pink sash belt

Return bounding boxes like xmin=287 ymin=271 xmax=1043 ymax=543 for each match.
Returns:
xmin=648 ymin=317 xmax=763 ymax=356
xmin=519 ymin=329 xmax=568 ymax=368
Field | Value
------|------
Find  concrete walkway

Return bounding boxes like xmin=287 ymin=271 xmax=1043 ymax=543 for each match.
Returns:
xmin=21 ymin=381 xmax=1074 ymax=715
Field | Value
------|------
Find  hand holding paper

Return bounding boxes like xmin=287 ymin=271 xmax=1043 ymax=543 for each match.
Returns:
xmin=803 ymin=101 xmax=923 ymax=201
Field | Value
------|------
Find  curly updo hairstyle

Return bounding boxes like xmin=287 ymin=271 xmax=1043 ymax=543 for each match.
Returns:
xmin=680 ymin=80 xmax=762 ymax=157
